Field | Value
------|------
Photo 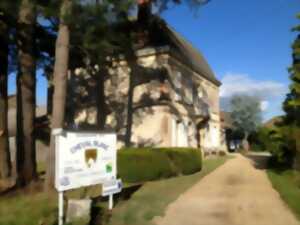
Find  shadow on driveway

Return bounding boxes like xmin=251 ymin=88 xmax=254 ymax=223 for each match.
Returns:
xmin=244 ymin=152 xmax=272 ymax=170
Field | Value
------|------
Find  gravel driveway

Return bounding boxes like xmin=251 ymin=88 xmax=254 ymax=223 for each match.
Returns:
xmin=154 ymin=154 xmax=300 ymax=225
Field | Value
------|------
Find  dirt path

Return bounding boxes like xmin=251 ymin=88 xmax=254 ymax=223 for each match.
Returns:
xmin=153 ymin=154 xmax=300 ymax=225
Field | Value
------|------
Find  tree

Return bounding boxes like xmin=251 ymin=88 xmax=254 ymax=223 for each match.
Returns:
xmin=16 ymin=0 xmax=37 ymax=185
xmin=66 ymin=1 xmax=133 ymax=130
xmin=45 ymin=0 xmax=72 ymax=189
xmin=147 ymin=0 xmax=210 ymax=12
xmin=0 ymin=7 xmax=12 ymax=180
xmin=228 ymin=94 xmax=262 ymax=150
xmin=282 ymin=14 xmax=300 ymax=169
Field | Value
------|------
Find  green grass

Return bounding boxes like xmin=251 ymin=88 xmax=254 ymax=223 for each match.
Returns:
xmin=0 ymin=193 xmax=57 ymax=225
xmin=108 ymin=156 xmax=229 ymax=225
xmin=267 ymin=169 xmax=300 ymax=220
xmin=0 ymin=151 xmax=222 ymax=225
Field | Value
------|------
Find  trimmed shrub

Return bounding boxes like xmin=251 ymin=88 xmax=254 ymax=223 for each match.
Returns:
xmin=117 ymin=147 xmax=202 ymax=183
xmin=159 ymin=148 xmax=202 ymax=175
xmin=117 ymin=148 xmax=176 ymax=183
xmin=219 ymin=150 xmax=227 ymax=157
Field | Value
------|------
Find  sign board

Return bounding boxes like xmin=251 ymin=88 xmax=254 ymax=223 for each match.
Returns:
xmin=102 ymin=179 xmax=122 ymax=197
xmin=55 ymin=131 xmax=117 ymax=192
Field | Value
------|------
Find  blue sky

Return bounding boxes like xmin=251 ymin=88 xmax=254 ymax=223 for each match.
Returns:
xmin=8 ymin=0 xmax=300 ymax=121
xmin=162 ymin=0 xmax=300 ymax=121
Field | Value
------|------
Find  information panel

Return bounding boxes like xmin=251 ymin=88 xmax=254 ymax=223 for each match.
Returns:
xmin=55 ymin=131 xmax=117 ymax=191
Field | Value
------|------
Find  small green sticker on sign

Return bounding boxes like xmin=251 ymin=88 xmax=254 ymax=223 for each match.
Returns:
xmin=106 ymin=163 xmax=112 ymax=173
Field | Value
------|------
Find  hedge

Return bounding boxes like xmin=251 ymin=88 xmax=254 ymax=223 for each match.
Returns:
xmin=160 ymin=148 xmax=202 ymax=175
xmin=117 ymin=147 xmax=202 ymax=183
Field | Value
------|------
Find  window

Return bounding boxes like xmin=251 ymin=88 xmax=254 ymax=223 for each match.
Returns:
xmin=198 ymin=86 xmax=203 ymax=98
xmin=173 ymin=71 xmax=182 ymax=89
xmin=184 ymin=79 xmax=193 ymax=104
xmin=173 ymin=71 xmax=182 ymax=101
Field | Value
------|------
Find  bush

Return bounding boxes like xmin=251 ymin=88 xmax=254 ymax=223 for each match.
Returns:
xmin=248 ymin=127 xmax=270 ymax=152
xmin=117 ymin=147 xmax=202 ymax=183
xmin=159 ymin=148 xmax=202 ymax=175
xmin=219 ymin=150 xmax=227 ymax=157
xmin=117 ymin=148 xmax=176 ymax=183
xmin=250 ymin=125 xmax=299 ymax=168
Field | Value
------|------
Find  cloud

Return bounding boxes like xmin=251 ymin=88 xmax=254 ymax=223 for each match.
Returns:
xmin=220 ymin=73 xmax=287 ymax=98
xmin=220 ymin=73 xmax=289 ymax=121
xmin=260 ymin=101 xmax=269 ymax=111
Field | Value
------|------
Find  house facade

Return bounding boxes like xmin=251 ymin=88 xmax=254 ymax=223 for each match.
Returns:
xmin=70 ymin=18 xmax=223 ymax=153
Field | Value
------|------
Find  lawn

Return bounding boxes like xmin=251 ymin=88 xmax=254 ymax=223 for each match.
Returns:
xmin=0 ymin=156 xmax=229 ymax=225
xmin=267 ymin=169 xmax=300 ymax=221
xmin=107 ymin=156 xmax=230 ymax=225
xmin=0 ymin=192 xmax=57 ymax=225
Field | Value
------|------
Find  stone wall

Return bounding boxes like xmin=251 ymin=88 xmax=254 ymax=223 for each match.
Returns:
xmin=70 ymin=48 xmax=222 ymax=150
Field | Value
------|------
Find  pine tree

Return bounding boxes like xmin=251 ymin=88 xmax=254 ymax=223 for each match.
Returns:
xmin=45 ymin=0 xmax=72 ymax=189
xmin=16 ymin=0 xmax=37 ymax=185
xmin=284 ymin=15 xmax=300 ymax=125
xmin=0 ymin=7 xmax=12 ymax=180
xmin=283 ymin=14 xmax=300 ymax=169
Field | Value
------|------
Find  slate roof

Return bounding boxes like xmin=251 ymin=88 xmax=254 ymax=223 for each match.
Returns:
xmin=163 ymin=24 xmax=221 ymax=86
xmin=137 ymin=18 xmax=221 ymax=86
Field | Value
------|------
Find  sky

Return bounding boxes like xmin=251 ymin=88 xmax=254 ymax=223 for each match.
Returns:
xmin=161 ymin=0 xmax=300 ymax=121
xmin=8 ymin=0 xmax=300 ymax=121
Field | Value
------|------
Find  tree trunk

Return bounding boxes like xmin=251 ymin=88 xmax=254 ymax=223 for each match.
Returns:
xmin=96 ymin=69 xmax=106 ymax=130
xmin=124 ymin=0 xmax=152 ymax=146
xmin=243 ymin=132 xmax=250 ymax=152
xmin=47 ymin=81 xmax=54 ymax=116
xmin=0 ymin=14 xmax=12 ymax=179
xmin=45 ymin=0 xmax=72 ymax=189
xmin=125 ymin=61 xmax=137 ymax=147
xmin=16 ymin=0 xmax=37 ymax=186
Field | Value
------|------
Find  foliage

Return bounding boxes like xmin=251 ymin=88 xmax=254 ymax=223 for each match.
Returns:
xmin=270 ymin=125 xmax=298 ymax=166
xmin=248 ymin=126 xmax=271 ymax=152
xmin=226 ymin=128 xmax=245 ymax=141
xmin=117 ymin=148 xmax=176 ymax=183
xmin=248 ymin=124 xmax=296 ymax=166
xmin=153 ymin=0 xmax=211 ymax=12
xmin=160 ymin=148 xmax=202 ymax=174
xmin=283 ymin=13 xmax=300 ymax=127
xmin=273 ymin=14 xmax=300 ymax=169
xmin=267 ymin=169 xmax=300 ymax=220
xmin=117 ymin=147 xmax=202 ymax=183
xmin=228 ymin=94 xmax=262 ymax=136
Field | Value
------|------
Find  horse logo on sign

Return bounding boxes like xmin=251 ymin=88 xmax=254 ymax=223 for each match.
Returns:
xmin=85 ymin=149 xmax=98 ymax=168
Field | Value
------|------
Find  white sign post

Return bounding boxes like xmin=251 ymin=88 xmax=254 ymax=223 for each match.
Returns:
xmin=58 ymin=191 xmax=64 ymax=225
xmin=54 ymin=130 xmax=120 ymax=225
xmin=102 ymin=178 xmax=123 ymax=210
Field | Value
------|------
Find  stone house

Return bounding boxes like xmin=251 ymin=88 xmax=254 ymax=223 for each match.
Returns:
xmin=70 ymin=17 xmax=223 ymax=153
